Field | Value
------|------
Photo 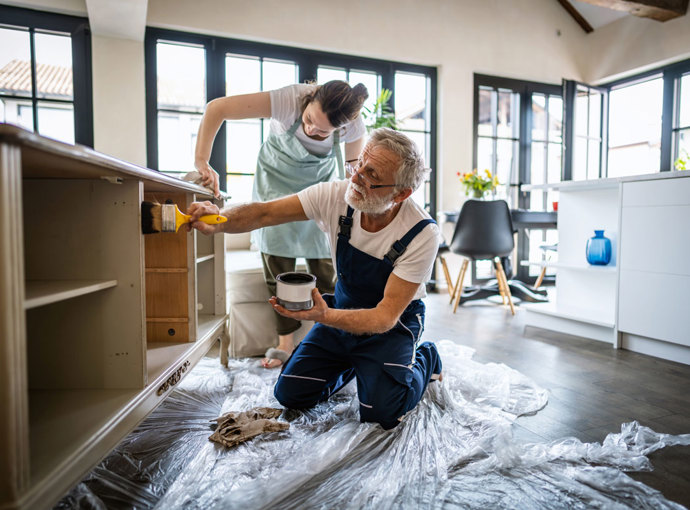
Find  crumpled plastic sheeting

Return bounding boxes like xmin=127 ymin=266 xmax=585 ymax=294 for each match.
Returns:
xmin=56 ymin=340 xmax=690 ymax=510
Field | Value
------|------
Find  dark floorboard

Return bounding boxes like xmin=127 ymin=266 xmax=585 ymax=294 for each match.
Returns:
xmin=422 ymin=291 xmax=690 ymax=509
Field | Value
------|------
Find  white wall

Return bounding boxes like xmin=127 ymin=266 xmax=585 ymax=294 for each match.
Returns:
xmin=91 ymin=36 xmax=147 ymax=166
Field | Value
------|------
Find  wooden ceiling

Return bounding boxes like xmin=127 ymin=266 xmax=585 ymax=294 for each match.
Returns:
xmin=559 ymin=0 xmax=689 ymax=32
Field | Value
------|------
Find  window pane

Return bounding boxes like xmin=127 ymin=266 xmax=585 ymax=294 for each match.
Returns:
xmin=608 ymin=77 xmax=663 ymax=177
xmin=227 ymin=174 xmax=254 ymax=203
xmin=37 ymin=101 xmax=73 ymax=143
xmin=573 ymin=135 xmax=587 ymax=181
xmin=157 ymin=111 xmax=201 ymax=173
xmin=575 ymin=87 xmax=589 ymax=137
xmin=496 ymin=90 xmax=516 ymax=138
xmin=262 ymin=59 xmax=297 ymax=91
xmin=157 ymin=42 xmax=206 ymax=111
xmin=587 ymin=140 xmax=600 ymax=180
xmin=547 ymin=142 xmax=562 ymax=183
xmin=679 ymin=73 xmax=690 ymax=128
xmin=676 ymin=128 xmax=689 ymax=168
xmin=401 ymin=130 xmax=429 ymax=209
xmin=395 ymin=71 xmax=428 ymax=131
xmin=531 ymin=141 xmax=545 ymax=185
xmin=34 ymin=31 xmax=73 ymax=100
xmin=588 ymin=91 xmax=601 ymax=139
xmin=496 ymin=138 xmax=517 ymax=188
xmin=0 ymin=98 xmax=33 ymax=130
xmin=477 ymin=137 xmax=493 ymax=175
xmin=0 ymin=27 xmax=31 ymax=98
xmin=226 ymin=55 xmax=260 ymax=96
xmin=478 ymin=87 xmax=493 ymax=137
xmin=349 ymin=70 xmax=379 ymax=114
xmin=317 ymin=66 xmax=346 ymax=83
xmin=549 ymin=96 xmax=563 ymax=143
xmin=532 ymin=94 xmax=546 ymax=142
xmin=227 ymin=120 xmax=261 ymax=174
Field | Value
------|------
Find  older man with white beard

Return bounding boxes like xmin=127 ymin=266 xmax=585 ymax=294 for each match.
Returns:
xmin=186 ymin=128 xmax=442 ymax=429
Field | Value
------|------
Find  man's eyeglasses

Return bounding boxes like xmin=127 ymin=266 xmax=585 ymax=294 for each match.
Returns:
xmin=345 ymin=161 xmax=397 ymax=189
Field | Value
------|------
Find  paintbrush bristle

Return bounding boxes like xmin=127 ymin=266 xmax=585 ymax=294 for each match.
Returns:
xmin=141 ymin=201 xmax=162 ymax=234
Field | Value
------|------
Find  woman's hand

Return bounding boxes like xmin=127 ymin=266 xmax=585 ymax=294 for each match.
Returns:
xmin=194 ymin=160 xmax=221 ymax=198
xmin=269 ymin=288 xmax=329 ymax=323
xmin=185 ymin=200 xmax=224 ymax=234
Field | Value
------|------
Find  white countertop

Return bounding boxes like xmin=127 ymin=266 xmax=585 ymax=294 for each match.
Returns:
xmin=522 ymin=170 xmax=690 ymax=192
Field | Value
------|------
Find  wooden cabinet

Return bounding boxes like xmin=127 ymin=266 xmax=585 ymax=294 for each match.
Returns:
xmin=0 ymin=125 xmax=227 ymax=510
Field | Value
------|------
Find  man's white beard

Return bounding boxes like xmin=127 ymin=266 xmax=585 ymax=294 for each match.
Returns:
xmin=345 ymin=181 xmax=396 ymax=215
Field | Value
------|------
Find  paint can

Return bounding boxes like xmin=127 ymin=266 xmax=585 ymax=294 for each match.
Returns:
xmin=275 ymin=272 xmax=316 ymax=310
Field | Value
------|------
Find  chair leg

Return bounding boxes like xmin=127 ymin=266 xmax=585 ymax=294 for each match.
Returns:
xmin=439 ymin=255 xmax=454 ymax=297
xmin=534 ymin=266 xmax=546 ymax=289
xmin=494 ymin=258 xmax=515 ymax=316
xmin=452 ymin=259 xmax=469 ymax=314
xmin=494 ymin=260 xmax=507 ymax=305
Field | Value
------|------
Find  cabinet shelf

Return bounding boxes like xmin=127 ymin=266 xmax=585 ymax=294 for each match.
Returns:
xmin=24 ymin=279 xmax=118 ymax=309
xmin=523 ymin=301 xmax=615 ymax=328
xmin=520 ymin=261 xmax=616 ymax=272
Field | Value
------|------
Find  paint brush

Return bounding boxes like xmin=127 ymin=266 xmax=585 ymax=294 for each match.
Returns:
xmin=141 ymin=201 xmax=227 ymax=234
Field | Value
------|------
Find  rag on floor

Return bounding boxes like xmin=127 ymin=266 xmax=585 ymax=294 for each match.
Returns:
xmin=209 ymin=407 xmax=289 ymax=448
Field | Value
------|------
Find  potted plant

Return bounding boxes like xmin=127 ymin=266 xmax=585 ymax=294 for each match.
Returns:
xmin=458 ymin=168 xmax=499 ymax=199
xmin=362 ymin=88 xmax=397 ymax=131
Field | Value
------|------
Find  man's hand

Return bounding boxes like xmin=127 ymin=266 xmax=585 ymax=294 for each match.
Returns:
xmin=186 ymin=200 xmax=225 ymax=234
xmin=194 ymin=160 xmax=221 ymax=198
xmin=269 ymin=288 xmax=329 ymax=323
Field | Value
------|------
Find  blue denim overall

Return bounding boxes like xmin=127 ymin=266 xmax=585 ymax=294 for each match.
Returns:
xmin=274 ymin=206 xmax=442 ymax=429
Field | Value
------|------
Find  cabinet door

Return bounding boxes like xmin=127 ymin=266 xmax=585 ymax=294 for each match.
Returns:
xmin=618 ymin=178 xmax=690 ymax=346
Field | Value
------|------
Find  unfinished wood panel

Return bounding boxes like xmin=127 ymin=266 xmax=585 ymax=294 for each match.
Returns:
xmin=143 ymin=192 xmax=188 ymax=268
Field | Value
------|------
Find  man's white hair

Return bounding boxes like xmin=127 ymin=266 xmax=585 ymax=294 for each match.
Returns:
xmin=367 ymin=128 xmax=429 ymax=192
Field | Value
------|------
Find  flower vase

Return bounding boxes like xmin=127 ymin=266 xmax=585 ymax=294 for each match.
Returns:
xmin=585 ymin=230 xmax=612 ymax=265
xmin=471 ymin=189 xmax=484 ymax=199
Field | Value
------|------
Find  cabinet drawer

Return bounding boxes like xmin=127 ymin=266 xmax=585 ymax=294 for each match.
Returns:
xmin=622 ymin=177 xmax=690 ymax=207
xmin=618 ymin=270 xmax=690 ymax=347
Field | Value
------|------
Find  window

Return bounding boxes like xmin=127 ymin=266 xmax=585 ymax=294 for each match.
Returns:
xmin=145 ymin=28 xmax=437 ymax=216
xmin=673 ymin=72 xmax=690 ymax=169
xmin=473 ymin=75 xmax=562 ymax=283
xmin=0 ymin=5 xmax=92 ymax=146
xmin=608 ymin=77 xmax=663 ymax=177
xmin=572 ymin=85 xmax=605 ymax=180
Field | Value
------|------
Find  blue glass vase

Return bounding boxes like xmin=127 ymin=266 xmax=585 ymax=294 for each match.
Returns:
xmin=586 ymin=230 xmax=612 ymax=265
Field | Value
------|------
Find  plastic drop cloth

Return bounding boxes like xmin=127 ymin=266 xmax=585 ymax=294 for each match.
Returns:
xmin=56 ymin=340 xmax=690 ymax=510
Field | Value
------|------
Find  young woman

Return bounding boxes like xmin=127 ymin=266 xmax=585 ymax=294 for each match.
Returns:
xmin=194 ymin=80 xmax=369 ymax=368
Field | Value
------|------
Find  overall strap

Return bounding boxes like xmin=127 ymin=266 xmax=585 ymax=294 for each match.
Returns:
xmin=287 ymin=117 xmax=302 ymax=135
xmin=338 ymin=206 xmax=355 ymax=240
xmin=384 ymin=218 xmax=436 ymax=265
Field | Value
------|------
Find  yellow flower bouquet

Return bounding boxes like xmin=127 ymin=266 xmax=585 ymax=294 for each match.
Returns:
xmin=458 ymin=169 xmax=500 ymax=199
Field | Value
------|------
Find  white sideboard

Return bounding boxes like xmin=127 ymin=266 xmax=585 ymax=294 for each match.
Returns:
xmin=0 ymin=125 xmax=228 ymax=510
xmin=522 ymin=170 xmax=690 ymax=365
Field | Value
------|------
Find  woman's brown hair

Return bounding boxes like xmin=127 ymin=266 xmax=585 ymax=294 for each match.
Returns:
xmin=300 ymin=80 xmax=369 ymax=128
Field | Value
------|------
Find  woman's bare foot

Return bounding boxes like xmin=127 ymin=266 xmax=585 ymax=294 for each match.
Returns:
xmin=261 ymin=333 xmax=294 ymax=369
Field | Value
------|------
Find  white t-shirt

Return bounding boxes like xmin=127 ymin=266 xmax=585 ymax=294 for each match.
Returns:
xmin=298 ymin=180 xmax=441 ymax=300
xmin=269 ymin=84 xmax=366 ymax=156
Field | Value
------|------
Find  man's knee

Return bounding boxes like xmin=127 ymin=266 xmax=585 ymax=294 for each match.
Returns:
xmin=274 ymin=375 xmax=320 ymax=409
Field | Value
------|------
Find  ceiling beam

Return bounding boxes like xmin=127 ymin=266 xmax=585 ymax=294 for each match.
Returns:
xmin=576 ymin=0 xmax=689 ymax=21
xmin=558 ymin=0 xmax=595 ymax=32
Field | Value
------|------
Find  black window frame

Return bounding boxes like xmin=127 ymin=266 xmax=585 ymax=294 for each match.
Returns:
xmin=145 ymin=27 xmax=438 ymax=217
xmin=0 ymin=5 xmax=93 ymax=147
xmin=473 ymin=73 xmax=562 ymax=284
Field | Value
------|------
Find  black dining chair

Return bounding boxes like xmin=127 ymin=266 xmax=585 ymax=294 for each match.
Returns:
xmin=443 ymin=199 xmax=516 ymax=315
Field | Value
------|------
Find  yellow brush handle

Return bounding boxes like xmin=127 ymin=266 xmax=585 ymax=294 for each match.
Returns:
xmin=198 ymin=214 xmax=227 ymax=225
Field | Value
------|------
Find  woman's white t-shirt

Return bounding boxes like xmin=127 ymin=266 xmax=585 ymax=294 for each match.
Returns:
xmin=298 ymin=180 xmax=441 ymax=300
xmin=269 ymin=84 xmax=366 ymax=156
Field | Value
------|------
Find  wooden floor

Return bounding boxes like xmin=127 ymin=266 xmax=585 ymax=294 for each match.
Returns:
xmin=422 ymin=290 xmax=690 ymax=509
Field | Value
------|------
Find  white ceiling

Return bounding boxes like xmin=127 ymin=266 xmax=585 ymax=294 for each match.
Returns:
xmin=570 ymin=0 xmax=629 ymax=29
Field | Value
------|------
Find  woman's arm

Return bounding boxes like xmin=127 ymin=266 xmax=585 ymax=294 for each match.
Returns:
xmin=194 ymin=92 xmax=272 ymax=196
xmin=344 ymin=135 xmax=366 ymax=173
